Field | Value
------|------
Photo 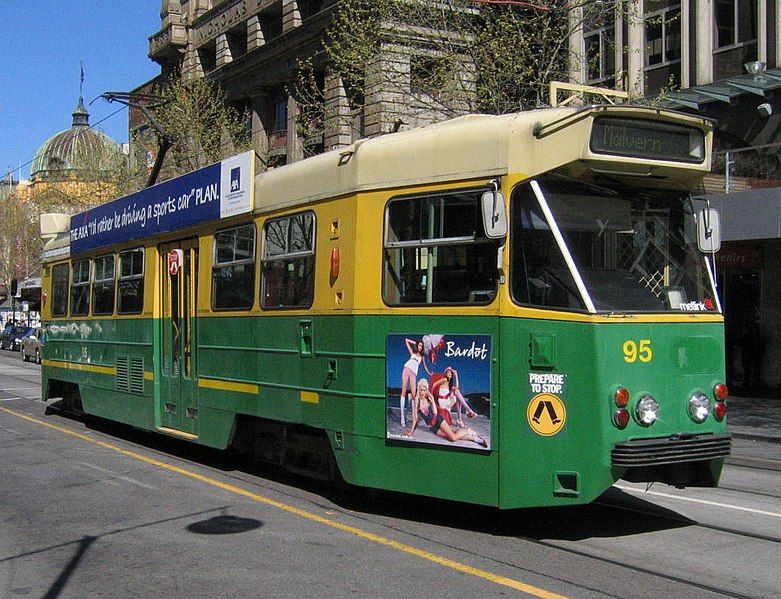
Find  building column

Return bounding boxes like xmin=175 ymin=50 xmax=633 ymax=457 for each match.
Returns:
xmin=282 ymin=0 xmax=301 ymax=32
xmin=363 ymin=44 xmax=409 ymax=137
xmin=625 ymin=0 xmax=644 ymax=97
xmin=161 ymin=0 xmax=182 ymax=29
xmin=183 ymin=38 xmax=200 ymax=80
xmin=216 ymin=34 xmax=232 ymax=67
xmin=680 ymin=0 xmax=690 ymax=89
xmin=757 ymin=0 xmax=767 ymax=65
xmin=695 ymin=1 xmax=713 ymax=84
xmin=286 ymin=94 xmax=303 ymax=163
xmin=776 ymin=0 xmax=781 ymax=67
xmin=324 ymin=73 xmax=353 ymax=149
xmin=251 ymin=97 xmax=269 ymax=160
xmin=613 ymin=4 xmax=624 ymax=91
xmin=568 ymin=4 xmax=584 ymax=84
xmin=247 ymin=15 xmax=265 ymax=50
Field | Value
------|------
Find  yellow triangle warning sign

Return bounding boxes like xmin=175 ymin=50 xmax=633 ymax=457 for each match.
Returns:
xmin=527 ymin=393 xmax=566 ymax=436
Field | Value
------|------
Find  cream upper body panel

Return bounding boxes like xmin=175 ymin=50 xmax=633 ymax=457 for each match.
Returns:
xmin=253 ymin=106 xmax=713 ymax=214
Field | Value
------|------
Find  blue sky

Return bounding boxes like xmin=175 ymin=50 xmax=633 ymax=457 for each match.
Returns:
xmin=0 ymin=2 xmax=161 ymax=182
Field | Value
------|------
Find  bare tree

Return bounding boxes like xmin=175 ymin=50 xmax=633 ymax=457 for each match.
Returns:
xmin=292 ymin=0 xmax=623 ymax=140
xmin=137 ymin=76 xmax=252 ymax=180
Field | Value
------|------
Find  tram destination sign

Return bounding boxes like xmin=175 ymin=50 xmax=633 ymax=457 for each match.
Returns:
xmin=590 ymin=117 xmax=705 ymax=163
xmin=70 ymin=151 xmax=255 ymax=254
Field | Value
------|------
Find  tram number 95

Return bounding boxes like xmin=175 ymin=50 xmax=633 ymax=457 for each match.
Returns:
xmin=623 ymin=339 xmax=653 ymax=363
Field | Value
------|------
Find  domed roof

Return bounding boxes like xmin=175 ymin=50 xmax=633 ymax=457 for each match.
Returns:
xmin=30 ymin=97 xmax=121 ymax=180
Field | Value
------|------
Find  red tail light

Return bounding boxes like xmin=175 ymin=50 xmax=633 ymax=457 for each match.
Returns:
xmin=714 ymin=383 xmax=728 ymax=402
xmin=714 ymin=401 xmax=727 ymax=421
xmin=614 ymin=387 xmax=630 ymax=407
xmin=613 ymin=408 xmax=630 ymax=429
xmin=330 ymin=247 xmax=340 ymax=282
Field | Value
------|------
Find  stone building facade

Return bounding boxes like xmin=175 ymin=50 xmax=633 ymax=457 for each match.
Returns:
xmin=145 ymin=0 xmax=463 ymax=166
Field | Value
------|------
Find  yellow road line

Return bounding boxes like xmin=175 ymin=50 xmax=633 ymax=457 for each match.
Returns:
xmin=1 ymin=406 xmax=567 ymax=599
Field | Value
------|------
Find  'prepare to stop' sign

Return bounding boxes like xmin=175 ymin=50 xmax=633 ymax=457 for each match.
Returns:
xmin=168 ymin=249 xmax=183 ymax=276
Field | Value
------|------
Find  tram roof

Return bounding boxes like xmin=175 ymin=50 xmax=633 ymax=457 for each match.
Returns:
xmin=253 ymin=105 xmax=711 ymax=213
xmin=254 ymin=109 xmax=554 ymax=212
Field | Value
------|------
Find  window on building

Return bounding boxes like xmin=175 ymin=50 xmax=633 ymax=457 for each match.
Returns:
xmin=273 ymin=95 xmax=288 ymax=133
xmin=715 ymin=0 xmax=757 ymax=48
xmin=118 ymin=248 xmax=144 ymax=314
xmin=645 ymin=4 xmax=681 ymax=66
xmin=383 ymin=190 xmax=500 ymax=305
xmin=198 ymin=40 xmax=217 ymax=73
xmin=92 ymin=254 xmax=115 ymax=315
xmin=70 ymin=259 xmax=91 ymax=316
xmin=227 ymin=25 xmax=248 ymax=59
xmin=51 ymin=263 xmax=69 ymax=317
xmin=298 ymin=0 xmax=325 ymax=20
xmin=212 ymin=224 xmax=256 ymax=310
xmin=584 ymin=8 xmax=616 ymax=84
xmin=260 ymin=6 xmax=283 ymax=41
xmin=261 ymin=212 xmax=315 ymax=309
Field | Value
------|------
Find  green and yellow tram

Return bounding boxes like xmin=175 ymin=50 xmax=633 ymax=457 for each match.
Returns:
xmin=40 ymin=104 xmax=731 ymax=508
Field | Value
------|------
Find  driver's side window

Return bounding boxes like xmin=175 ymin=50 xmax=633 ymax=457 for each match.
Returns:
xmin=510 ymin=183 xmax=585 ymax=311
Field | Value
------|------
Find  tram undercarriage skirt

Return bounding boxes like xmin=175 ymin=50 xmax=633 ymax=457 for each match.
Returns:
xmin=611 ymin=433 xmax=732 ymax=487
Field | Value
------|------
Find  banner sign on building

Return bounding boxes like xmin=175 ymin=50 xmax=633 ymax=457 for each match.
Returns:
xmin=70 ymin=151 xmax=255 ymax=254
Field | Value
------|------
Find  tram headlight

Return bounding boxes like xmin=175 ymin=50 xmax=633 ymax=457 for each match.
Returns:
xmin=688 ymin=392 xmax=710 ymax=423
xmin=635 ymin=395 xmax=659 ymax=426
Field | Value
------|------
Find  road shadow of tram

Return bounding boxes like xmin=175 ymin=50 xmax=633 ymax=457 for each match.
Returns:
xmin=44 ymin=401 xmax=694 ymax=542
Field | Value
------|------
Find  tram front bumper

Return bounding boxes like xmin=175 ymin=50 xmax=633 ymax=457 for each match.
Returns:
xmin=611 ymin=433 xmax=732 ymax=487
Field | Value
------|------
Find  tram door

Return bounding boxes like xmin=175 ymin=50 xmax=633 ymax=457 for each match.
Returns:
xmin=159 ymin=239 xmax=199 ymax=435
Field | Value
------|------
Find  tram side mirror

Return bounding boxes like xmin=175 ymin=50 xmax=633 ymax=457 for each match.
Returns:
xmin=696 ymin=207 xmax=721 ymax=253
xmin=481 ymin=190 xmax=507 ymax=239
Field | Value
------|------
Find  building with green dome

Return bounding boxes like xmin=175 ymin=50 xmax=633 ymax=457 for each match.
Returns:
xmin=30 ymin=96 xmax=123 ymax=182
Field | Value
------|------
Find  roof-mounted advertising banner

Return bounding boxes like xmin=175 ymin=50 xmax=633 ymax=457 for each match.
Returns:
xmin=69 ymin=151 xmax=255 ymax=254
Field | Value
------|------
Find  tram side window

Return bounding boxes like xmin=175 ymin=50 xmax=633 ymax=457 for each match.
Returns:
xmin=51 ymin=263 xmax=70 ymax=317
xmin=261 ymin=212 xmax=315 ymax=309
xmin=70 ymin=259 xmax=91 ymax=316
xmin=92 ymin=254 xmax=115 ymax=315
xmin=118 ymin=248 xmax=144 ymax=314
xmin=212 ymin=224 xmax=256 ymax=310
xmin=383 ymin=189 xmax=499 ymax=305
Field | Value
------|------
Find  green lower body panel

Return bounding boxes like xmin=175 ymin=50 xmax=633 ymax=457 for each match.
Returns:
xmin=42 ymin=314 xmax=729 ymax=508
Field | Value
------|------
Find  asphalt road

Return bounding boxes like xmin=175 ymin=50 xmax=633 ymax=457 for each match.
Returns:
xmin=1 ymin=350 xmax=779 ymax=598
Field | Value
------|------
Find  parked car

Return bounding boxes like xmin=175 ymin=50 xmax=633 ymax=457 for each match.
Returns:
xmin=20 ymin=328 xmax=42 ymax=363
xmin=0 ymin=325 xmax=32 ymax=351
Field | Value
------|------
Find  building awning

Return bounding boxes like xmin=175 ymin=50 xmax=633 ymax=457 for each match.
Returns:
xmin=667 ymin=68 xmax=781 ymax=110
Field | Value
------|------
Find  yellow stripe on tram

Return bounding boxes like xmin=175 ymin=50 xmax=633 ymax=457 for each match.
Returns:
xmin=42 ymin=359 xmax=115 ymax=376
xmin=1 ymin=406 xmax=567 ymax=599
xmin=198 ymin=377 xmax=259 ymax=395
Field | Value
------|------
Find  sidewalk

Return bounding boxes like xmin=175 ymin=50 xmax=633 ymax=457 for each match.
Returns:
xmin=727 ymin=396 xmax=781 ymax=443
xmin=725 ymin=395 xmax=781 ymax=469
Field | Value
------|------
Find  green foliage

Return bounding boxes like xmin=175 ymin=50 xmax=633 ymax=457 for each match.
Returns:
xmin=145 ymin=76 xmax=252 ymax=179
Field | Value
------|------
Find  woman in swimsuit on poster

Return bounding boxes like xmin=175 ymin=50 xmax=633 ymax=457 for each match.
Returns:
xmin=404 ymin=378 xmax=486 ymax=448
xmin=431 ymin=366 xmax=477 ymax=428
xmin=399 ymin=338 xmax=431 ymax=428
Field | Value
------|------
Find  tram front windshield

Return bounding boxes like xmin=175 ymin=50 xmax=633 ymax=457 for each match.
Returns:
xmin=511 ymin=177 xmax=719 ymax=313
